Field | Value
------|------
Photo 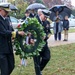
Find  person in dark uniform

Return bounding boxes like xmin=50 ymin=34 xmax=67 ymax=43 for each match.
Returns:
xmin=33 ymin=9 xmax=51 ymax=75
xmin=43 ymin=16 xmax=52 ymax=37
xmin=0 ymin=4 xmax=25 ymax=75
xmin=29 ymin=9 xmax=36 ymax=18
xmin=22 ymin=10 xmax=30 ymax=21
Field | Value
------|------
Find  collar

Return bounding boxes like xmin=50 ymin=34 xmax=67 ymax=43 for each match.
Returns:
xmin=0 ymin=14 xmax=6 ymax=20
xmin=39 ymin=16 xmax=42 ymax=22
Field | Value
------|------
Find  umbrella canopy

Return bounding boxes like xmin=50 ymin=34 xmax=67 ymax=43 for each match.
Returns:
xmin=49 ymin=5 xmax=72 ymax=21
xmin=26 ymin=3 xmax=46 ymax=10
xmin=0 ymin=3 xmax=18 ymax=10
xmin=10 ymin=4 xmax=18 ymax=10
xmin=50 ymin=11 xmax=68 ymax=21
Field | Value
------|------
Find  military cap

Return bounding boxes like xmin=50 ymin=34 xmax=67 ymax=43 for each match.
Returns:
xmin=41 ymin=9 xmax=50 ymax=17
xmin=0 ymin=3 xmax=11 ymax=12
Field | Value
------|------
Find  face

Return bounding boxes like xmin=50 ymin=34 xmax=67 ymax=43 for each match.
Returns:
xmin=44 ymin=16 xmax=47 ymax=20
xmin=40 ymin=13 xmax=46 ymax=21
xmin=3 ymin=9 xmax=9 ymax=17
xmin=65 ymin=16 xmax=68 ymax=20
xmin=25 ymin=13 xmax=30 ymax=17
xmin=56 ymin=11 xmax=59 ymax=16
xmin=0 ymin=8 xmax=9 ymax=17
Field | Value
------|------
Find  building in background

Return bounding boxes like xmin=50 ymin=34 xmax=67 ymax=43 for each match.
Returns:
xmin=0 ymin=0 xmax=7 ymax=3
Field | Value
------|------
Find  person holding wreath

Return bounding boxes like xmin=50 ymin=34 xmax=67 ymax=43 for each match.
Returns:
xmin=0 ymin=4 xmax=25 ymax=75
xmin=33 ymin=9 xmax=51 ymax=75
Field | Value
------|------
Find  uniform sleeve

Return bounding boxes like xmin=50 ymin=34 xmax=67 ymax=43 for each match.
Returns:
xmin=0 ymin=22 xmax=17 ymax=38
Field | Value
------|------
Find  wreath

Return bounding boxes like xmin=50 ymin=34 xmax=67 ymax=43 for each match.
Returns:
xmin=14 ymin=18 xmax=46 ymax=59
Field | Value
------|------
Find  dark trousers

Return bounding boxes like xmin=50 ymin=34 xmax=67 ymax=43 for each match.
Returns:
xmin=0 ymin=54 xmax=15 ymax=75
xmin=54 ymin=32 xmax=61 ymax=40
xmin=33 ymin=45 xmax=51 ymax=75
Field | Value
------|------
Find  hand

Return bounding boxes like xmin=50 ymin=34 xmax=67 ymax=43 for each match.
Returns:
xmin=30 ymin=39 xmax=35 ymax=46
xmin=18 ymin=31 xmax=25 ymax=36
xmin=12 ymin=38 xmax=15 ymax=42
xmin=56 ymin=16 xmax=59 ymax=18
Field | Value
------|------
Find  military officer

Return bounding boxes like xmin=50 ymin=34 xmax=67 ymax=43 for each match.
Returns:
xmin=0 ymin=4 xmax=25 ymax=75
xmin=33 ymin=9 xmax=51 ymax=75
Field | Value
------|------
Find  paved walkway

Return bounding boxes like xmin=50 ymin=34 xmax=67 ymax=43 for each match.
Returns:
xmin=48 ymin=33 xmax=75 ymax=47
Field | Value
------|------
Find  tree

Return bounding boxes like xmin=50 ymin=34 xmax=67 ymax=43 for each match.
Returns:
xmin=42 ymin=0 xmax=72 ymax=8
xmin=35 ymin=0 xmax=43 ymax=3
xmin=62 ymin=0 xmax=72 ymax=8
xmin=8 ymin=0 xmax=29 ymax=18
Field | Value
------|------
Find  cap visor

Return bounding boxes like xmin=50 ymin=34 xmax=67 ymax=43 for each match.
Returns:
xmin=3 ymin=8 xmax=11 ymax=12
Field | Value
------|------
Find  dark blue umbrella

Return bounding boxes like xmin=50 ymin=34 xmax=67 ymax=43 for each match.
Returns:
xmin=49 ymin=5 xmax=72 ymax=21
xmin=50 ymin=11 xmax=68 ymax=21
xmin=26 ymin=3 xmax=46 ymax=10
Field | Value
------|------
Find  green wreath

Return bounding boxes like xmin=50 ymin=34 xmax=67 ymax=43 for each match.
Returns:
xmin=14 ymin=18 xmax=45 ymax=58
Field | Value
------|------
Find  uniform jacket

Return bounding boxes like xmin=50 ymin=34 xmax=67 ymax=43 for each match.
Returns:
xmin=63 ymin=19 xmax=69 ymax=30
xmin=0 ymin=15 xmax=13 ymax=54
xmin=29 ymin=13 xmax=36 ymax=18
xmin=42 ymin=20 xmax=51 ymax=35
xmin=36 ymin=15 xmax=51 ymax=43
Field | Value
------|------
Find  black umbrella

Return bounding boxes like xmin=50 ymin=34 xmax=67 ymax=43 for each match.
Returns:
xmin=10 ymin=4 xmax=18 ymax=10
xmin=0 ymin=3 xmax=18 ymax=10
xmin=49 ymin=5 xmax=72 ymax=21
xmin=50 ymin=11 xmax=68 ymax=21
xmin=26 ymin=3 xmax=46 ymax=10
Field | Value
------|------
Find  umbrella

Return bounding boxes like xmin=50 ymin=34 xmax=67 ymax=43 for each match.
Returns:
xmin=10 ymin=4 xmax=18 ymax=10
xmin=50 ymin=11 xmax=68 ymax=21
xmin=26 ymin=3 xmax=46 ymax=10
xmin=0 ymin=2 xmax=18 ymax=10
xmin=49 ymin=5 xmax=72 ymax=21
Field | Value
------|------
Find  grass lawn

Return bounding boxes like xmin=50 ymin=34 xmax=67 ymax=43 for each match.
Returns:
xmin=51 ymin=27 xmax=75 ymax=34
xmin=68 ymin=28 xmax=75 ymax=33
xmin=11 ymin=43 xmax=75 ymax=75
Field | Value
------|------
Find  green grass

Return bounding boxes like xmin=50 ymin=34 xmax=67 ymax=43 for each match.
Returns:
xmin=51 ymin=28 xmax=75 ymax=34
xmin=68 ymin=28 xmax=75 ymax=33
xmin=11 ymin=43 xmax=75 ymax=75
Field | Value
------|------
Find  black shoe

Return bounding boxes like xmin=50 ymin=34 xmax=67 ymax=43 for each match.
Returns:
xmin=63 ymin=39 xmax=68 ymax=41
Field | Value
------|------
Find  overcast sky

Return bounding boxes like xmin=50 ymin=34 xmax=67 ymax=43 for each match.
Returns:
xmin=71 ymin=0 xmax=75 ymax=6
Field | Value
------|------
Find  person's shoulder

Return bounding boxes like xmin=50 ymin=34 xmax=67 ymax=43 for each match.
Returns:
xmin=22 ymin=16 xmax=26 ymax=20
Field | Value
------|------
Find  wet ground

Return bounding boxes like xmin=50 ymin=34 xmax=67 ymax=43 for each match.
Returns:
xmin=48 ymin=33 xmax=75 ymax=47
